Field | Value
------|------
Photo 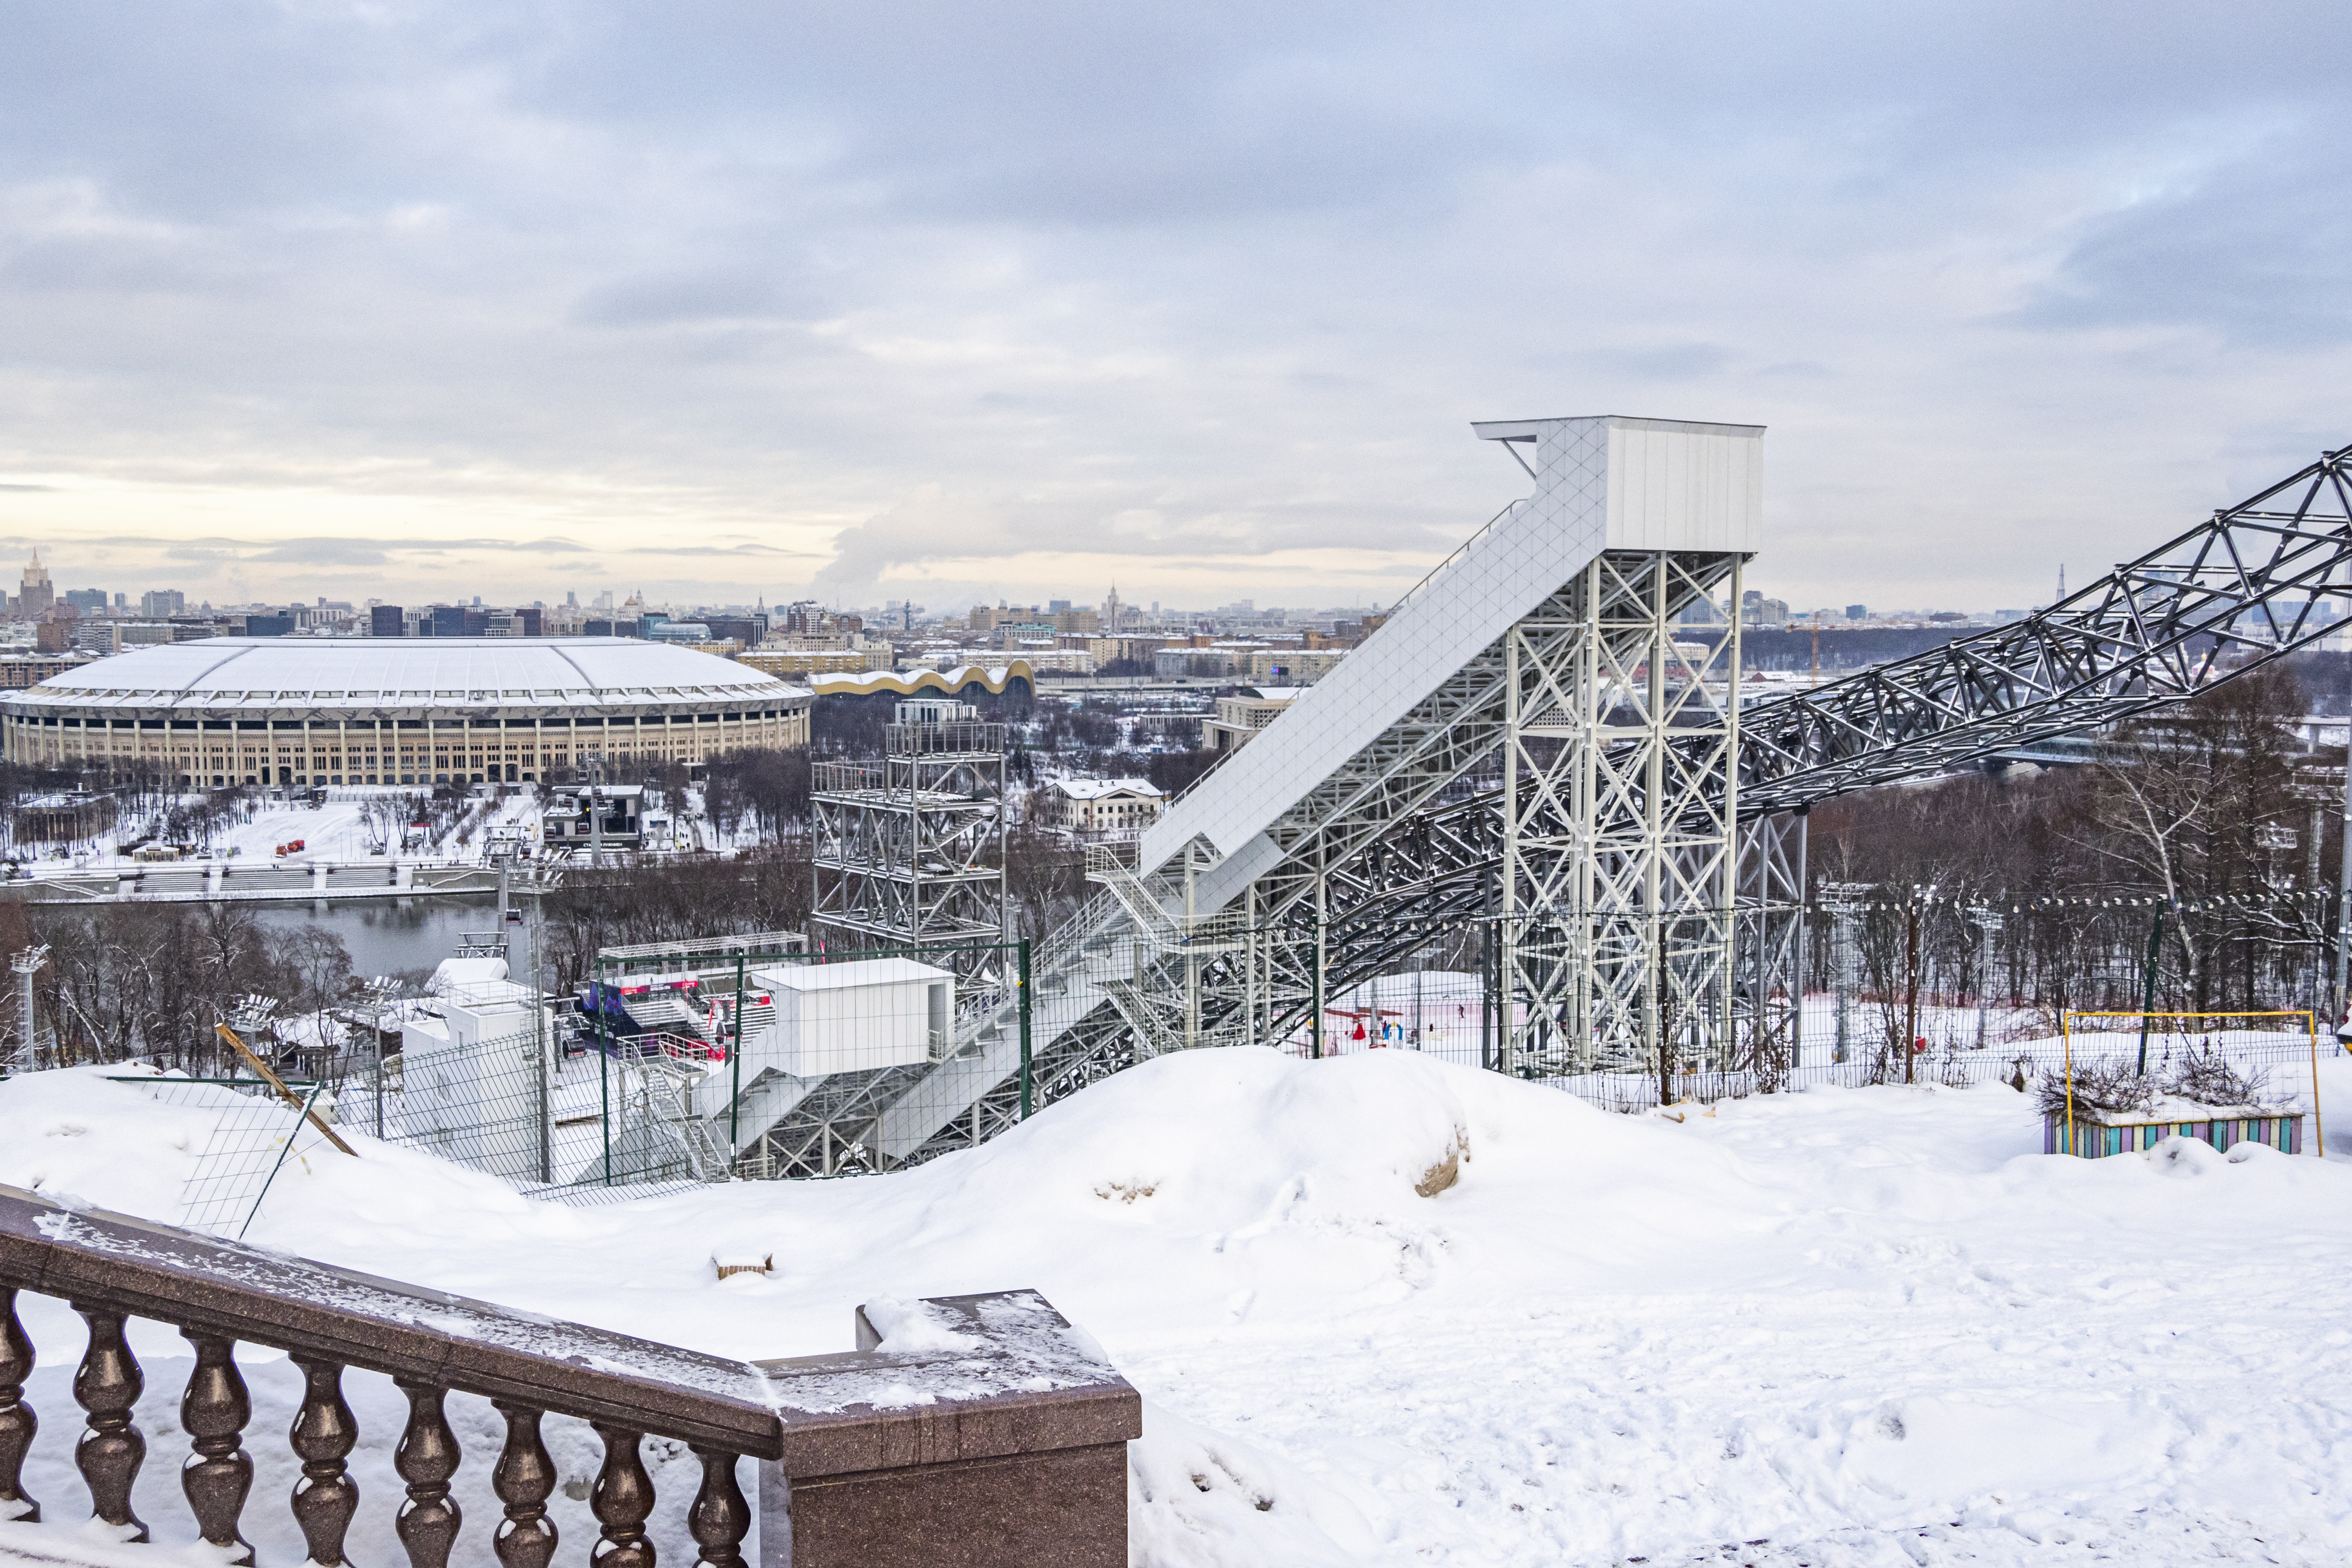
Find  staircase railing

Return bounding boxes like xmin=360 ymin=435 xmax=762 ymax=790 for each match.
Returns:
xmin=0 ymin=1183 xmax=1137 ymax=1568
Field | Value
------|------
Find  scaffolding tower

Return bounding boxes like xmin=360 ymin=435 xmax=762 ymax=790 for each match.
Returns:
xmin=811 ymin=699 xmax=1011 ymax=991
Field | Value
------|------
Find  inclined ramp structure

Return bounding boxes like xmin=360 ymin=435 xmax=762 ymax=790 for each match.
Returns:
xmin=736 ymin=415 xmax=1770 ymax=1174
xmin=729 ymin=429 xmax=2352 ymax=1177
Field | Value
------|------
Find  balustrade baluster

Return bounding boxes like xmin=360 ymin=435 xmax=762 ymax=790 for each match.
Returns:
xmin=0 ymin=1288 xmax=35 ymax=1523
xmin=70 ymin=1303 xmax=146 ymax=1540
xmin=289 ymin=1356 xmax=360 ymax=1567
xmin=490 ymin=1401 xmax=558 ymax=1568
xmin=686 ymin=1449 xmax=749 ymax=1568
xmin=394 ymin=1379 xmax=462 ymax=1568
xmin=589 ymin=1424 xmax=655 ymax=1568
xmin=179 ymin=1330 xmax=255 ymax=1564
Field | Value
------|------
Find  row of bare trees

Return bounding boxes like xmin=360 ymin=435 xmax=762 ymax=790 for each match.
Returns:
xmin=4 ymin=900 xmax=357 ymax=1069
xmin=1806 ymin=664 xmax=2340 ymax=1018
xmin=534 ymin=839 xmax=816 ymax=997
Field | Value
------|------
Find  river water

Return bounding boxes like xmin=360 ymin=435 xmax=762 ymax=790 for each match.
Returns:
xmin=249 ymin=894 xmax=505 ymax=979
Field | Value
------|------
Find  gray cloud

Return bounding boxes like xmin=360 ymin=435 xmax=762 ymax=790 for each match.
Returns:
xmin=2012 ymin=136 xmax=2352 ymax=348
xmin=570 ymin=268 xmax=821 ymax=329
xmin=0 ymin=2 xmax=2348 ymax=612
xmin=631 ymin=542 xmax=819 ymax=558
xmin=7 ymin=534 xmax=601 ymax=564
xmin=246 ymin=539 xmax=392 ymax=566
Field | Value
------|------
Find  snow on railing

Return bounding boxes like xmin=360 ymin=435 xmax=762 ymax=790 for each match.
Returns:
xmin=0 ymin=1183 xmax=1138 ymax=1567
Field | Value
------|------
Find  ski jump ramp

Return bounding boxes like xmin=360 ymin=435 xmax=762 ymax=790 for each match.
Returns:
xmin=749 ymin=424 xmax=2352 ymax=1174
xmin=1141 ymin=415 xmax=1762 ymax=912
xmin=793 ymin=414 xmax=1767 ymax=1169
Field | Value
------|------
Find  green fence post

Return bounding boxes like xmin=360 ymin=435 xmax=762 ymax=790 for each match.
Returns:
xmin=1310 ymin=912 xmax=1323 ymax=1060
xmin=595 ymin=953 xmax=612 ymax=1185
xmin=1019 ymin=938 xmax=1033 ymax=1119
xmin=2135 ymin=907 xmax=2164 ymax=1076
xmin=239 ymin=1084 xmax=324 ymax=1241
xmin=1481 ymin=919 xmax=1494 ymax=1073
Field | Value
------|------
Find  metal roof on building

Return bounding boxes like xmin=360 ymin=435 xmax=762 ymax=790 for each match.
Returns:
xmin=1050 ymin=776 xmax=1164 ymax=800
xmin=7 ymin=637 xmax=808 ymax=710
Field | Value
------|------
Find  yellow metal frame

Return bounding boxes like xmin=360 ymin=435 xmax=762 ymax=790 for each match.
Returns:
xmin=2059 ymin=1010 xmax=2323 ymax=1160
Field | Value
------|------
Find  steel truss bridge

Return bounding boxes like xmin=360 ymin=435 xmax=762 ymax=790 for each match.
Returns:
xmin=727 ymin=424 xmax=2352 ymax=1177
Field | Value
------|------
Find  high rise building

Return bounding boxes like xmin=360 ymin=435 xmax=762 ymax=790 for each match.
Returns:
xmin=18 ymin=554 xmax=53 ymax=617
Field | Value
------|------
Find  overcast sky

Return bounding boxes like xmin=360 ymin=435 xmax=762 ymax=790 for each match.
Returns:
xmin=1 ymin=2 xmax=2347 ymax=616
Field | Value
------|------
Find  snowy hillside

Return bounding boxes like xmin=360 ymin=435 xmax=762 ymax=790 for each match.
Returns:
xmin=4 ymin=1052 xmax=2351 ymax=1565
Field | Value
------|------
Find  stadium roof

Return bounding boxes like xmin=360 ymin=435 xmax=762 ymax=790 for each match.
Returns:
xmin=13 ymin=637 xmax=808 ymax=709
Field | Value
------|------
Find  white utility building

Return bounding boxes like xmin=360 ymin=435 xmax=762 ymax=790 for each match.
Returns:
xmin=738 ymin=957 xmax=956 ymax=1080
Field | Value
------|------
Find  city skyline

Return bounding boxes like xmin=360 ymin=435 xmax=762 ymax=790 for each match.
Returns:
xmin=0 ymin=557 xmax=2044 ymax=629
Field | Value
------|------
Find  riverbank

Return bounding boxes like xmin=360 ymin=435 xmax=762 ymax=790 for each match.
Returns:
xmin=0 ymin=859 xmax=504 ymax=904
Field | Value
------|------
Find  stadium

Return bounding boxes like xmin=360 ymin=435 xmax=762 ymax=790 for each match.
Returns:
xmin=0 ymin=637 xmax=812 ymax=788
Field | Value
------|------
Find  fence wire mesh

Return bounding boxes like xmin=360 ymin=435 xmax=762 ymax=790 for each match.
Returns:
xmin=331 ymin=1026 xmax=722 ymax=1204
xmin=81 ymin=889 xmax=2351 ymax=1205
xmin=103 ymin=1073 xmax=337 ymax=1235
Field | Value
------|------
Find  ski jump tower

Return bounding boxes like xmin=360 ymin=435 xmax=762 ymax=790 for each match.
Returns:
xmin=1136 ymin=414 xmax=1768 ymax=1070
xmin=733 ymin=419 xmax=2352 ymax=1175
xmin=747 ymin=415 xmax=1782 ymax=1173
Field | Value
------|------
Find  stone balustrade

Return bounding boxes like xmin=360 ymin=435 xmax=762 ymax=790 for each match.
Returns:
xmin=0 ymin=1185 xmax=1135 ymax=1568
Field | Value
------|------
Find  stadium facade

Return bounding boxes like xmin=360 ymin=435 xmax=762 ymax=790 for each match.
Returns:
xmin=0 ymin=638 xmax=811 ymax=788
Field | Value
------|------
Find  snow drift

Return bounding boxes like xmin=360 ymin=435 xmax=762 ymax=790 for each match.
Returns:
xmin=5 ymin=1047 xmax=2352 ymax=1565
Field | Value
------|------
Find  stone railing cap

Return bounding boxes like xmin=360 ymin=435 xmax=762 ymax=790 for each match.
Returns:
xmin=0 ymin=1186 xmax=1140 ymax=1476
xmin=755 ymin=1289 xmax=1141 ymax=1478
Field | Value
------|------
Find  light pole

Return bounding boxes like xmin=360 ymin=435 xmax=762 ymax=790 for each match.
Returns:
xmin=2337 ymin=740 xmax=2352 ymax=1033
xmin=9 ymin=944 xmax=48 ymax=1071
xmin=1969 ymin=906 xmax=2004 ymax=1051
xmin=1818 ymin=882 xmax=1872 ymax=1065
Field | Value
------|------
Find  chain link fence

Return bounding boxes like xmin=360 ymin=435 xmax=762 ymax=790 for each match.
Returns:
xmin=75 ymin=887 xmax=2352 ymax=1210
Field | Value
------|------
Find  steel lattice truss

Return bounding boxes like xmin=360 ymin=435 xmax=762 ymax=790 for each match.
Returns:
xmin=786 ymin=443 xmax=2352 ymax=1174
xmin=1499 ymin=551 xmax=1742 ymax=1070
xmin=1717 ymin=445 xmax=2352 ymax=820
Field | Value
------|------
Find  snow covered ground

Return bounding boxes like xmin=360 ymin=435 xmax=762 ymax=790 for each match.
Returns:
xmin=6 ymin=788 xmax=556 ymax=874
xmin=5 ymin=1051 xmax=2352 ymax=1565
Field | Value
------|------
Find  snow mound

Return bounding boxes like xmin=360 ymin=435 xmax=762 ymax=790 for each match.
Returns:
xmin=8 ymin=1049 xmax=2352 ymax=1566
xmin=945 ymin=1047 xmax=1476 ymax=1228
